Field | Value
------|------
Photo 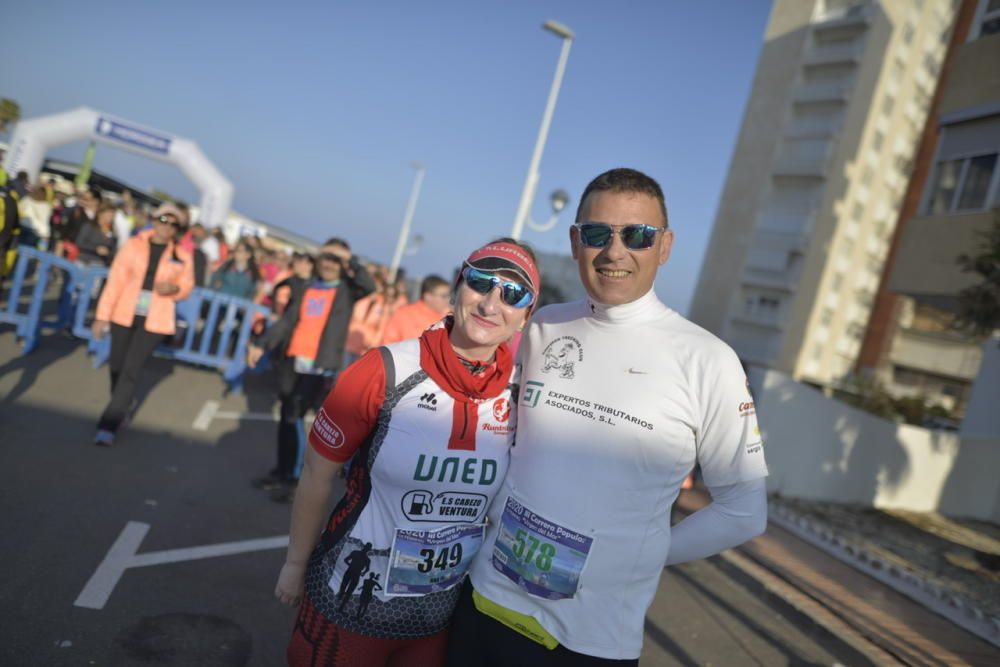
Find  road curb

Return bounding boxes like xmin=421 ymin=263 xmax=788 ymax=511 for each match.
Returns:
xmin=769 ymin=502 xmax=1000 ymax=649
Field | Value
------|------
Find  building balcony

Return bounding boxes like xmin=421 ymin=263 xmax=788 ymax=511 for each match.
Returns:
xmin=755 ymin=228 xmax=811 ymax=251
xmin=866 ymin=235 xmax=887 ymax=258
xmin=889 ymin=326 xmax=983 ymax=381
xmin=903 ymin=99 xmax=926 ymax=128
xmin=940 ymin=32 xmax=1000 ymax=117
xmin=804 ymin=41 xmax=864 ymax=67
xmin=888 ymin=211 xmax=995 ymax=307
xmin=773 ymin=148 xmax=832 ymax=178
xmin=732 ymin=312 xmax=785 ymax=330
xmin=812 ymin=2 xmax=873 ymax=32
xmin=741 ymin=270 xmax=796 ymax=293
xmin=792 ymin=80 xmax=854 ymax=104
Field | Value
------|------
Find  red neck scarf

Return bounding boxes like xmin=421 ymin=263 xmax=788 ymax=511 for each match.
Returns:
xmin=419 ymin=319 xmax=513 ymax=451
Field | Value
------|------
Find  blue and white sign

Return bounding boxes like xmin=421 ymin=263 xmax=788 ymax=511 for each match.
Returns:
xmin=95 ymin=117 xmax=172 ymax=155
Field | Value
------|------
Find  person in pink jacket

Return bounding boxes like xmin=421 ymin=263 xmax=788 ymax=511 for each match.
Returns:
xmin=90 ymin=203 xmax=194 ymax=446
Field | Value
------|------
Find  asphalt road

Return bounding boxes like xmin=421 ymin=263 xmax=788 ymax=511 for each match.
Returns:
xmin=0 ymin=329 xmax=857 ymax=666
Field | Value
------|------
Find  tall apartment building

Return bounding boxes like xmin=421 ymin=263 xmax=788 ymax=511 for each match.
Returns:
xmin=868 ymin=0 xmax=999 ymax=419
xmin=690 ymin=0 xmax=958 ymax=387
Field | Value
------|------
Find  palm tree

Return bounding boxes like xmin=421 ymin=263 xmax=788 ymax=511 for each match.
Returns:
xmin=0 ymin=98 xmax=20 ymax=134
xmin=954 ymin=208 xmax=1000 ymax=337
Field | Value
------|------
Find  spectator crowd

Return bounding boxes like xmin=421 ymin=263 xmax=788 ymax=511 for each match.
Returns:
xmin=1 ymin=169 xmax=454 ymax=357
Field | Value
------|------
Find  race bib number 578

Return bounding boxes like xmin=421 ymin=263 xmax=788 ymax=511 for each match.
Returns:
xmin=491 ymin=496 xmax=593 ymax=600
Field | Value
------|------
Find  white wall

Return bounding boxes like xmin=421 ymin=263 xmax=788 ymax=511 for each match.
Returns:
xmin=961 ymin=334 xmax=1000 ymax=440
xmin=750 ymin=367 xmax=1000 ymax=522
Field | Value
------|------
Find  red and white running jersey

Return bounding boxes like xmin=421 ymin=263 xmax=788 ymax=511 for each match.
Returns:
xmin=305 ymin=338 xmax=517 ymax=639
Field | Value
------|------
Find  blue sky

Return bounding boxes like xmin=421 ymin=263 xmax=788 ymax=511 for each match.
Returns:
xmin=2 ymin=0 xmax=771 ymax=315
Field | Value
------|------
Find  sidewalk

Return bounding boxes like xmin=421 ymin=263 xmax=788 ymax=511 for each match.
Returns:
xmin=677 ymin=488 xmax=1000 ymax=666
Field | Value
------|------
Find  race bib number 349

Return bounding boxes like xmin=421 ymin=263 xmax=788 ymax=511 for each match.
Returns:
xmin=492 ymin=496 xmax=593 ymax=600
xmin=385 ymin=524 xmax=485 ymax=596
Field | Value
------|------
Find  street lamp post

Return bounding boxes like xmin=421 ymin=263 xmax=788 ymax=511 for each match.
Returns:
xmin=389 ymin=161 xmax=426 ymax=284
xmin=510 ymin=20 xmax=574 ymax=241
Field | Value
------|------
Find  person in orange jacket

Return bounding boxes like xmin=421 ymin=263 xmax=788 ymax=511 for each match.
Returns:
xmin=90 ymin=203 xmax=194 ymax=446
xmin=380 ymin=274 xmax=451 ymax=345
xmin=343 ymin=270 xmax=389 ymax=365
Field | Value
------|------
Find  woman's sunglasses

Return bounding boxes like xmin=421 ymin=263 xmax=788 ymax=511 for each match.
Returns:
xmin=156 ymin=215 xmax=183 ymax=229
xmin=574 ymin=222 xmax=665 ymax=250
xmin=462 ymin=266 xmax=534 ymax=309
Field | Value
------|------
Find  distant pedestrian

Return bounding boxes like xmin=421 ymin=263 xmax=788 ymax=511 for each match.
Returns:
xmin=209 ymin=239 xmax=260 ymax=301
xmin=19 ymin=186 xmax=52 ymax=250
xmin=0 ymin=183 xmax=20 ymax=282
xmin=57 ymin=185 xmax=101 ymax=261
xmin=90 ymin=203 xmax=194 ymax=446
xmin=380 ymin=274 xmax=450 ymax=345
xmin=246 ymin=238 xmax=375 ymax=502
xmin=74 ymin=202 xmax=116 ymax=266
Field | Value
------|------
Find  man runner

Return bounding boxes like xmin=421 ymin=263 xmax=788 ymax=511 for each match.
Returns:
xmin=448 ymin=168 xmax=769 ymax=665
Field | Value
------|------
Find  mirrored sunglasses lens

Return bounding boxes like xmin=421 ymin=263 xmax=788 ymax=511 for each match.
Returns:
xmin=464 ymin=269 xmax=496 ymax=294
xmin=580 ymin=224 xmax=612 ymax=247
xmin=501 ymin=284 xmax=532 ymax=308
xmin=622 ymin=225 xmax=655 ymax=249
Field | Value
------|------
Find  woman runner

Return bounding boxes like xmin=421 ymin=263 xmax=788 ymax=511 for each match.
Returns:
xmin=275 ymin=239 xmax=540 ymax=667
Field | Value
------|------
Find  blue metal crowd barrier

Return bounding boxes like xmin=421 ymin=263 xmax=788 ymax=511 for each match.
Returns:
xmin=83 ymin=286 xmax=269 ymax=393
xmin=0 ymin=247 xmax=78 ymax=354
xmin=1 ymin=248 xmax=271 ymax=393
xmin=170 ymin=288 xmax=271 ymax=393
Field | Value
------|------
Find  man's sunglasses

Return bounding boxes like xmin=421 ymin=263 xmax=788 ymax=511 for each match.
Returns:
xmin=574 ymin=222 xmax=666 ymax=250
xmin=462 ymin=266 xmax=534 ymax=309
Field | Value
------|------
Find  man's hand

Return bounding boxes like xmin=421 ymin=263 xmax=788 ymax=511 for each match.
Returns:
xmin=325 ymin=245 xmax=351 ymax=263
xmin=96 ymin=246 xmax=110 ymax=256
xmin=275 ymin=562 xmax=306 ymax=607
xmin=247 ymin=344 xmax=264 ymax=369
xmin=153 ymin=281 xmax=179 ymax=296
xmin=91 ymin=319 xmax=109 ymax=340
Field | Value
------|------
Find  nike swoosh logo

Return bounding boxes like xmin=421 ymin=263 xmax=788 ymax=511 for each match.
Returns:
xmin=628 ymin=368 xmax=648 ymax=374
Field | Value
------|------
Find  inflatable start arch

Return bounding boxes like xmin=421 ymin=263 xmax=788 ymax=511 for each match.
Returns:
xmin=2 ymin=107 xmax=233 ymax=227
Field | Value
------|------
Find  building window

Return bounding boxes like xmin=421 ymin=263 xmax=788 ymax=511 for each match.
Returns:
xmin=872 ymin=130 xmax=885 ymax=151
xmin=874 ymin=220 xmax=890 ymax=239
xmin=902 ymin=22 xmax=915 ymax=44
xmin=921 ymin=51 xmax=939 ymax=78
xmin=926 ymin=153 xmax=999 ymax=213
xmin=861 ymin=165 xmax=874 ymax=186
xmin=821 ymin=308 xmax=834 ymax=325
xmin=882 ymin=95 xmax=895 ymax=117
xmin=957 ymin=154 xmax=998 ymax=209
xmin=891 ymin=57 xmax=906 ymax=83
xmin=831 ymin=273 xmax=843 ymax=292
xmin=744 ymin=295 xmax=781 ymax=322
xmin=971 ymin=0 xmax=1000 ymax=39
xmin=841 ymin=237 xmax=855 ymax=257
xmin=893 ymin=365 xmax=922 ymax=387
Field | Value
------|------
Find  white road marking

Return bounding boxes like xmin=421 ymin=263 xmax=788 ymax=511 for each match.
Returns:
xmin=192 ymin=400 xmax=219 ymax=431
xmin=75 ymin=521 xmax=149 ymax=609
xmin=214 ymin=410 xmax=280 ymax=422
xmin=192 ymin=400 xmax=313 ymax=432
xmin=75 ymin=521 xmax=289 ymax=610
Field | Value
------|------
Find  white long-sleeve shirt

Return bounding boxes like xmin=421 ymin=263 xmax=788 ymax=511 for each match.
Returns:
xmin=470 ymin=289 xmax=769 ymax=660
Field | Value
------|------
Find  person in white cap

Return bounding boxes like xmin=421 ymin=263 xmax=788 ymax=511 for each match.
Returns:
xmin=90 ymin=202 xmax=194 ymax=446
